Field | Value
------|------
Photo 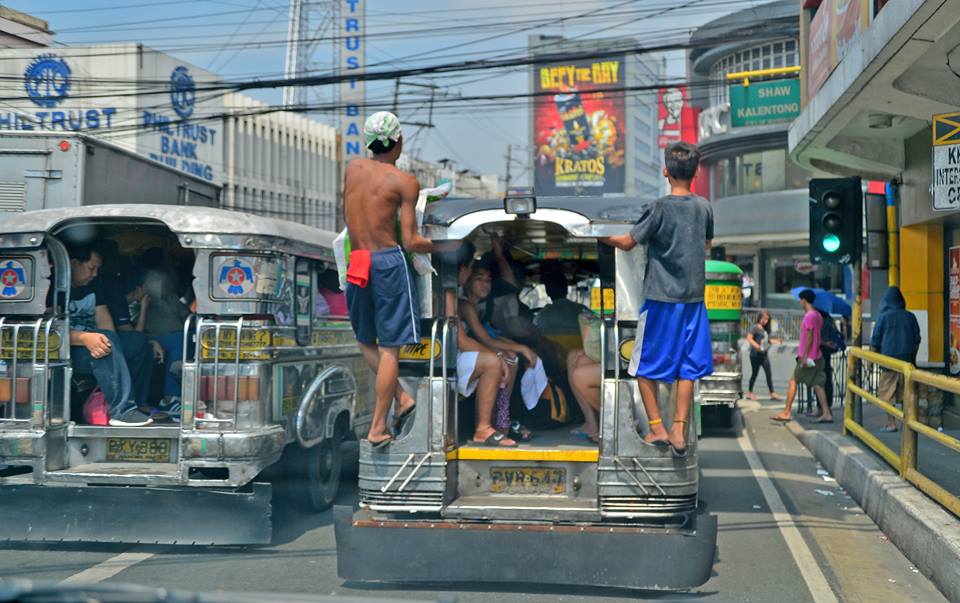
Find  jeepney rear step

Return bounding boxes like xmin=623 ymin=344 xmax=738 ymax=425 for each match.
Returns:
xmin=0 ymin=482 xmax=272 ymax=544
xmin=334 ymin=505 xmax=717 ymax=590
xmin=45 ymin=462 xmax=180 ymax=485
xmin=444 ymin=495 xmax=599 ymax=522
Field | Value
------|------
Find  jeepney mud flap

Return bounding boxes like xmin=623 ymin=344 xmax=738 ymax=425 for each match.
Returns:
xmin=0 ymin=483 xmax=272 ymax=545
xmin=334 ymin=505 xmax=718 ymax=590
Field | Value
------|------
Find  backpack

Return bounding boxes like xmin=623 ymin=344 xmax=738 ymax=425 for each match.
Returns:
xmin=820 ymin=315 xmax=846 ymax=355
xmin=82 ymin=387 xmax=109 ymax=426
xmin=511 ymin=378 xmax=574 ymax=430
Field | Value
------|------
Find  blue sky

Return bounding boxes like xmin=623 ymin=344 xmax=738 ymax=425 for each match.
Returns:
xmin=4 ymin=0 xmax=764 ymax=181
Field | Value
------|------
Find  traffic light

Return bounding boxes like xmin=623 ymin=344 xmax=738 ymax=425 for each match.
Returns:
xmin=809 ymin=177 xmax=862 ymax=265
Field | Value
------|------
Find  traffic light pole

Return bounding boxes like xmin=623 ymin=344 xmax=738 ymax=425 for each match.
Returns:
xmin=852 ymin=257 xmax=863 ymax=425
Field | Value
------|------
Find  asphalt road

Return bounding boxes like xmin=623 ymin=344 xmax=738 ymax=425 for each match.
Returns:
xmin=0 ymin=350 xmax=947 ymax=601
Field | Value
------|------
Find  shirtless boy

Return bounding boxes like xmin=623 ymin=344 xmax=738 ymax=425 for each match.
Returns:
xmin=343 ymin=112 xmax=433 ymax=448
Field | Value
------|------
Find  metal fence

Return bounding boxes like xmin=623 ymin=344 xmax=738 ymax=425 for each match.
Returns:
xmin=741 ymin=308 xmax=807 ymax=342
xmin=844 ymin=347 xmax=960 ymax=517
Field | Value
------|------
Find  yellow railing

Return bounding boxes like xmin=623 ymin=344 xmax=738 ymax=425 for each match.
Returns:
xmin=844 ymin=347 xmax=960 ymax=517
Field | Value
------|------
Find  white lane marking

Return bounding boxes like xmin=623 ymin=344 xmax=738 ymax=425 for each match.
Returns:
xmin=61 ymin=551 xmax=154 ymax=584
xmin=736 ymin=423 xmax=839 ymax=603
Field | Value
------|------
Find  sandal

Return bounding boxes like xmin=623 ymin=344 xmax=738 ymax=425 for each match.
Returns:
xmin=509 ymin=421 xmax=533 ymax=442
xmin=368 ymin=436 xmax=393 ymax=450
xmin=880 ymin=425 xmax=898 ymax=433
xmin=640 ymin=417 xmax=670 ymax=447
xmin=391 ymin=403 xmax=416 ymax=432
xmin=475 ymin=432 xmax=518 ymax=448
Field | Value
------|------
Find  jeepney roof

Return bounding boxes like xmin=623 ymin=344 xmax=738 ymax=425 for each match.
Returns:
xmin=423 ymin=196 xmax=652 ymax=227
xmin=1 ymin=204 xmax=335 ymax=252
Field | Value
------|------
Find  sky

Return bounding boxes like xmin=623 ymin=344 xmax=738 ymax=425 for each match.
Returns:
xmin=3 ymin=0 xmax=768 ymax=183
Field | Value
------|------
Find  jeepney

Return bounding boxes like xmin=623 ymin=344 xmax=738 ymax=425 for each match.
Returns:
xmin=697 ymin=260 xmax=745 ymax=429
xmin=0 ymin=205 xmax=371 ymax=544
xmin=334 ymin=194 xmax=717 ymax=590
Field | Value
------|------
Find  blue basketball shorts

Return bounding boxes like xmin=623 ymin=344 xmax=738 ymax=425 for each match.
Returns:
xmin=345 ymin=246 xmax=421 ymax=348
xmin=627 ymin=299 xmax=714 ymax=382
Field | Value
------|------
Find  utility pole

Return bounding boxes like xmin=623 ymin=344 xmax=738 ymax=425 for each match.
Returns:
xmin=505 ymin=144 xmax=513 ymax=192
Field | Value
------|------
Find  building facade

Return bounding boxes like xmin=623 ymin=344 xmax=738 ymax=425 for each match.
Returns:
xmin=0 ymin=7 xmax=52 ymax=48
xmin=688 ymin=0 xmax=839 ymax=308
xmin=222 ymin=93 xmax=339 ymax=231
xmin=789 ymin=0 xmax=953 ymax=373
xmin=529 ymin=35 xmax=663 ymax=199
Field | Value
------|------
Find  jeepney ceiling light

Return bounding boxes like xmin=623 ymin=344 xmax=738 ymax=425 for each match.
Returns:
xmin=58 ymin=140 xmax=70 ymax=152
xmin=504 ymin=187 xmax=536 ymax=216
xmin=868 ymin=113 xmax=893 ymax=129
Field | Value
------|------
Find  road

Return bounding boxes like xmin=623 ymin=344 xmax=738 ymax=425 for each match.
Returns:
xmin=0 ymin=350 xmax=947 ymax=601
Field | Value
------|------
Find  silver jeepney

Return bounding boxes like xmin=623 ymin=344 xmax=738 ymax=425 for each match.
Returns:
xmin=0 ymin=205 xmax=371 ymax=544
xmin=335 ymin=196 xmax=717 ymax=591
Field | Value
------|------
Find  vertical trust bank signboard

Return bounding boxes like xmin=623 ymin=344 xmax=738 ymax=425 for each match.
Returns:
xmin=340 ymin=0 xmax=365 ymax=171
xmin=533 ymin=56 xmax=626 ymax=196
xmin=0 ymin=45 xmax=223 ymax=182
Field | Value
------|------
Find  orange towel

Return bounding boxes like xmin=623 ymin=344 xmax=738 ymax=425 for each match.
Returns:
xmin=346 ymin=249 xmax=372 ymax=287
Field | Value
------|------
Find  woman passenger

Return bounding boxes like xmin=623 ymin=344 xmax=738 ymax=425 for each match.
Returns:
xmin=566 ymin=349 xmax=601 ymax=443
xmin=459 ymin=261 xmax=536 ymax=442
xmin=443 ymin=243 xmax=516 ymax=448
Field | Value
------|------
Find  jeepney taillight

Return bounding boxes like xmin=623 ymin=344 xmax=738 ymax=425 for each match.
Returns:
xmin=199 ymin=374 xmax=260 ymax=402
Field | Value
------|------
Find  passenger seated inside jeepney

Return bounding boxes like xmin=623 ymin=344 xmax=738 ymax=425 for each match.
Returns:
xmin=477 ymin=233 xmax=537 ymax=343
xmin=535 ymin=265 xmax=591 ymax=338
xmin=458 ymin=258 xmax=535 ymax=442
xmin=445 ymin=242 xmax=517 ymax=448
xmin=64 ymin=243 xmax=154 ymax=427
xmin=316 ymin=269 xmax=347 ymax=317
xmin=567 ymin=349 xmax=601 ymax=443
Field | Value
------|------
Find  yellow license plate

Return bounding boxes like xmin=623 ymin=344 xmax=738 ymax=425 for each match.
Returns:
xmin=106 ymin=438 xmax=171 ymax=463
xmin=490 ymin=467 xmax=566 ymax=494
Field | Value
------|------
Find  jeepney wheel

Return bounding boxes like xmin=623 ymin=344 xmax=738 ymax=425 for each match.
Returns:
xmin=294 ymin=427 xmax=343 ymax=513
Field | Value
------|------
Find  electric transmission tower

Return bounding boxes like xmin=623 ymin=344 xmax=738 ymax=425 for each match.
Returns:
xmin=284 ymin=0 xmax=339 ymax=119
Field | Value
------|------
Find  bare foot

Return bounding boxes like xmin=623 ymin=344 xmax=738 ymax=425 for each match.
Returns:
xmin=746 ymin=392 xmax=758 ymax=401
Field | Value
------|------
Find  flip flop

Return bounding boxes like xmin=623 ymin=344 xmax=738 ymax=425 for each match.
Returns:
xmin=671 ymin=444 xmax=688 ymax=458
xmin=391 ymin=404 xmax=416 ymax=432
xmin=770 ymin=415 xmax=792 ymax=422
xmin=474 ymin=432 xmax=518 ymax=448
xmin=880 ymin=425 xmax=898 ymax=433
xmin=640 ymin=434 xmax=671 ymax=448
xmin=812 ymin=417 xmax=834 ymax=424
xmin=368 ymin=436 xmax=393 ymax=450
xmin=509 ymin=421 xmax=533 ymax=442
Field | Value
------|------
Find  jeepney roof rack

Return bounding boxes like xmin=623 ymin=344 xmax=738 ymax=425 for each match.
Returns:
xmin=424 ymin=195 xmax=654 ymax=227
xmin=0 ymin=204 xmax=335 ymax=258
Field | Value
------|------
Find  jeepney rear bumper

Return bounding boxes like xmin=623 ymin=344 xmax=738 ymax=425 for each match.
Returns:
xmin=333 ymin=505 xmax=718 ymax=591
xmin=0 ymin=482 xmax=272 ymax=544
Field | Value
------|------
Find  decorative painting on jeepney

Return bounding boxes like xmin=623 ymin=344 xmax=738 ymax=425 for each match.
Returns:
xmin=0 ymin=258 xmax=31 ymax=300
xmin=211 ymin=254 xmax=287 ymax=301
xmin=275 ymin=362 xmax=320 ymax=416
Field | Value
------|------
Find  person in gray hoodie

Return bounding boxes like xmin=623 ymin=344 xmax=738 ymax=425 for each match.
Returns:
xmin=870 ymin=286 xmax=921 ymax=432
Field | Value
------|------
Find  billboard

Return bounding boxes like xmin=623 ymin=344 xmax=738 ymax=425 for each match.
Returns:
xmin=533 ymin=57 xmax=625 ymax=196
xmin=806 ymin=0 xmax=871 ymax=100
xmin=657 ymin=86 xmax=686 ymax=148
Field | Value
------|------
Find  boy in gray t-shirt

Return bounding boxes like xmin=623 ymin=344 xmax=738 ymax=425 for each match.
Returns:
xmin=602 ymin=142 xmax=714 ymax=456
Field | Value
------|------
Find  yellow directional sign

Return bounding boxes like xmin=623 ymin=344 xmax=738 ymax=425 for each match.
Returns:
xmin=933 ymin=111 xmax=960 ymax=146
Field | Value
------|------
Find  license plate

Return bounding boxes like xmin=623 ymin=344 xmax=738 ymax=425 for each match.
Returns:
xmin=106 ymin=438 xmax=171 ymax=463
xmin=490 ymin=467 xmax=566 ymax=494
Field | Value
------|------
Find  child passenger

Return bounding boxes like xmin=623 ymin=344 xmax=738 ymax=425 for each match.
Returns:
xmin=602 ymin=142 xmax=714 ymax=456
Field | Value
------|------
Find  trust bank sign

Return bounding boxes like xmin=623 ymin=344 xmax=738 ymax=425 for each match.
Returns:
xmin=0 ymin=46 xmax=224 ymax=183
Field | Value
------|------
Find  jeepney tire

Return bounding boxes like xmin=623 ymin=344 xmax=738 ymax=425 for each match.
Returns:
xmin=292 ymin=424 xmax=344 ymax=513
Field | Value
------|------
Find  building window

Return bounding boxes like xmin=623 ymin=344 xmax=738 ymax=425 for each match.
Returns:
xmin=709 ymin=148 xmax=811 ymax=199
xmin=708 ymin=38 xmax=799 ymax=106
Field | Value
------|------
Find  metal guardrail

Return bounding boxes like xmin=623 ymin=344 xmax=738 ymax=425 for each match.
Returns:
xmin=741 ymin=308 xmax=807 ymax=342
xmin=844 ymin=347 xmax=960 ymax=517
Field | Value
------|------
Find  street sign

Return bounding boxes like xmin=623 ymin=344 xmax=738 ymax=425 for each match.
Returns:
xmin=729 ymin=79 xmax=800 ymax=128
xmin=932 ymin=111 xmax=960 ymax=211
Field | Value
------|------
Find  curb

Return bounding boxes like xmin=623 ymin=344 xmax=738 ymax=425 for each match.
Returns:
xmin=785 ymin=421 xmax=960 ymax=602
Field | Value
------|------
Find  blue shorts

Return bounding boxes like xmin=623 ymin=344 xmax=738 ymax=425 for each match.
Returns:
xmin=346 ymin=246 xmax=421 ymax=347
xmin=628 ymin=299 xmax=713 ymax=382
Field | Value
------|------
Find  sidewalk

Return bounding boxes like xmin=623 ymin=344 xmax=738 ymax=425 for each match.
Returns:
xmin=739 ymin=344 xmax=960 ymax=602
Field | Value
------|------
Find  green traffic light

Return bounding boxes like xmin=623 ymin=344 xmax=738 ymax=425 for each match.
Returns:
xmin=822 ymin=234 xmax=841 ymax=253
